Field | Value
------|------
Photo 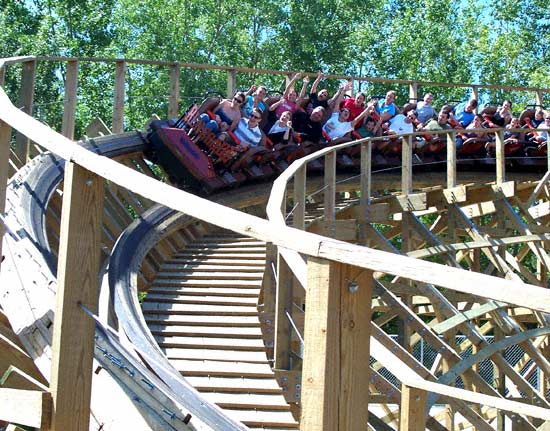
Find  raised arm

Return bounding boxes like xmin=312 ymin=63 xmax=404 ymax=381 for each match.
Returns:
xmin=329 ymin=81 xmax=351 ymax=111
xmin=352 ymin=105 xmax=373 ymax=127
xmin=282 ymin=73 xmax=301 ymax=99
xmin=310 ymin=72 xmax=325 ymax=94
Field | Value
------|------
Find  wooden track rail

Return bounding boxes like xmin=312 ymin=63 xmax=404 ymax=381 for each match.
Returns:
xmin=2 ymin=55 xmax=550 ymax=430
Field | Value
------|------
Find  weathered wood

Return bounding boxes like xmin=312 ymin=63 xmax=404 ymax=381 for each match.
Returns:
xmin=227 ymin=69 xmax=237 ymax=98
xmin=495 ymin=129 xmax=505 ymax=185
xmin=112 ymin=60 xmax=126 ymax=133
xmin=0 ymin=333 xmax=46 ymax=387
xmin=0 ymin=388 xmax=52 ymax=429
xmin=274 ymin=253 xmax=294 ymax=371
xmin=1 ymin=366 xmax=49 ymax=391
xmin=401 ymin=135 xmax=413 ymax=194
xmin=14 ymin=59 xmax=36 ymax=163
xmin=308 ymin=219 xmax=357 ymax=242
xmin=409 ymin=83 xmax=417 ymax=103
xmin=300 ymin=258 xmax=371 ymax=431
xmin=293 ymin=165 xmax=306 ymax=230
xmin=447 ymin=130 xmax=457 ymax=188
xmin=61 ymin=60 xmax=78 ymax=139
xmin=0 ymin=120 xmax=11 ymax=267
xmin=324 ymin=152 xmax=336 ymax=221
xmin=399 ymin=385 xmax=427 ymax=431
xmin=169 ymin=63 xmax=180 ymax=118
xmin=50 ymin=163 xmax=105 ymax=431
xmin=85 ymin=117 xmax=111 ymax=137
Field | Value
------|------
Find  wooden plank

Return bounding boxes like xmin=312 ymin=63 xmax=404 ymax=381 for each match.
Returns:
xmin=186 ymin=375 xmax=282 ymax=392
xmin=447 ymin=130 xmax=457 ymax=188
xmin=324 ymin=152 xmax=336 ymax=221
xmin=163 ymin=347 xmax=269 ymax=363
xmin=0 ymin=332 xmax=46 ymax=387
xmin=308 ymin=219 xmax=357 ymax=241
xmin=142 ymin=302 xmax=258 ymax=315
xmin=202 ymin=391 xmax=290 ymax=410
xmin=61 ymin=60 xmax=78 ymax=139
xmin=50 ymin=163 xmax=104 ymax=431
xmin=1 ymin=366 xmax=49 ymax=391
xmin=495 ymin=129 xmax=505 ymax=185
xmin=175 ymin=359 xmax=273 ymax=377
xmin=84 ymin=117 xmax=111 ymax=137
xmin=401 ymin=135 xmax=413 ymax=194
xmin=0 ymin=120 xmax=11 ymax=268
xmin=274 ymin=253 xmax=294 ymax=370
xmin=168 ymin=63 xmax=180 ymax=118
xmin=293 ymin=165 xmax=306 ymax=230
xmin=0 ymin=388 xmax=51 ymax=429
xmin=14 ymin=59 xmax=36 ymax=163
xmin=112 ymin=60 xmax=126 ymax=134
xmin=399 ymin=385 xmax=427 ymax=431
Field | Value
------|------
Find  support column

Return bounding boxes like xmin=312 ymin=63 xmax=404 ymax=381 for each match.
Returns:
xmin=399 ymin=385 xmax=427 ymax=431
xmin=358 ymin=140 xmax=372 ymax=245
xmin=324 ymin=152 xmax=336 ymax=222
xmin=50 ymin=162 xmax=105 ymax=431
xmin=0 ymin=120 xmax=12 ymax=268
xmin=495 ymin=129 xmax=505 ymax=185
xmin=15 ymin=60 xmax=36 ymax=165
xmin=227 ymin=69 xmax=237 ymax=98
xmin=61 ymin=60 xmax=79 ymax=140
xmin=301 ymin=258 xmax=372 ymax=430
xmin=409 ymin=83 xmax=418 ymax=103
xmin=401 ymin=135 xmax=413 ymax=194
xmin=112 ymin=60 xmax=126 ymax=134
xmin=168 ymin=63 xmax=180 ymax=119
xmin=447 ymin=130 xmax=457 ymax=188
xmin=293 ymin=166 xmax=306 ymax=231
xmin=274 ymin=253 xmax=294 ymax=371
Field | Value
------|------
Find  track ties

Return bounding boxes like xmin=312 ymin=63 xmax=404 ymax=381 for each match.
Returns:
xmin=143 ymin=232 xmax=298 ymax=429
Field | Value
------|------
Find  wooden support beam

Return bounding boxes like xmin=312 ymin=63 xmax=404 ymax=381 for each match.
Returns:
xmin=409 ymin=83 xmax=418 ymax=103
xmin=399 ymin=385 xmax=427 ymax=431
xmin=1 ymin=366 xmax=49 ymax=391
xmin=168 ymin=63 xmax=180 ymax=118
xmin=293 ymin=165 xmax=306 ymax=230
xmin=112 ymin=60 xmax=126 ymax=134
xmin=15 ymin=59 xmax=36 ymax=164
xmin=324 ymin=152 xmax=336 ymax=221
xmin=50 ymin=162 xmax=105 ymax=431
xmin=358 ymin=141 xmax=372 ymax=245
xmin=61 ymin=60 xmax=79 ymax=139
xmin=401 ymin=135 xmax=413 ymax=194
xmin=536 ymin=90 xmax=543 ymax=107
xmin=447 ymin=130 xmax=457 ymax=188
xmin=301 ymin=258 xmax=372 ymax=430
xmin=227 ymin=69 xmax=237 ymax=98
xmin=495 ymin=129 xmax=505 ymax=185
xmin=0 ymin=120 xmax=11 ymax=268
xmin=274 ymin=252 xmax=294 ymax=371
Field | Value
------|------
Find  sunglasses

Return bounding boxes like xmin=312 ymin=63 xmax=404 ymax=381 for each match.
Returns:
xmin=251 ymin=114 xmax=262 ymax=120
xmin=234 ymin=97 xmax=244 ymax=103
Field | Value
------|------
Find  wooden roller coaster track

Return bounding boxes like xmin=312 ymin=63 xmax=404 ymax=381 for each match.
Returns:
xmin=1 ymin=56 xmax=550 ymax=431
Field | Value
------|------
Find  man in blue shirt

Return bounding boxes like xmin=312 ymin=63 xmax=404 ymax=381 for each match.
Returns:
xmin=452 ymin=99 xmax=478 ymax=127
